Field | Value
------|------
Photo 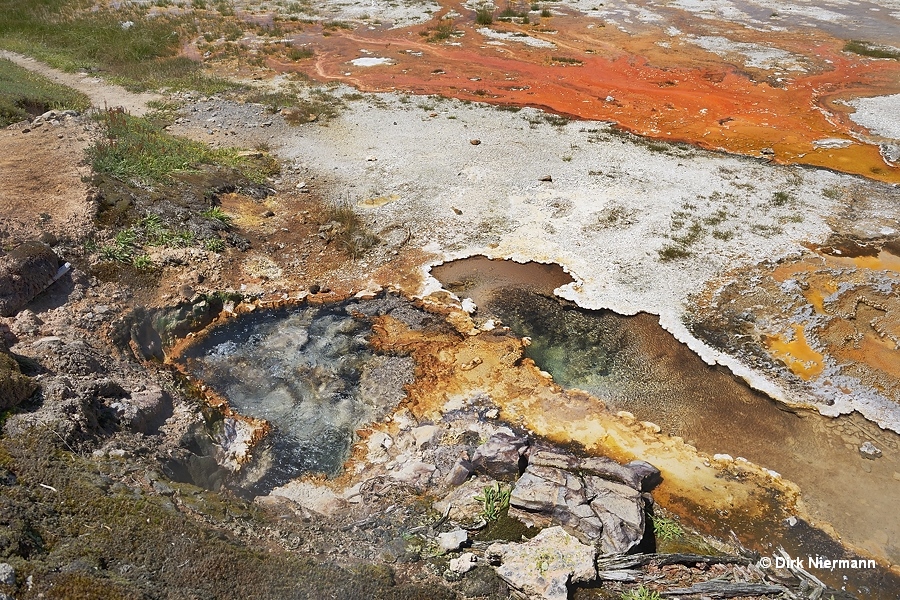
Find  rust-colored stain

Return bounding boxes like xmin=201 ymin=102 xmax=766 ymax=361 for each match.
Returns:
xmin=765 ymin=323 xmax=825 ymax=380
xmin=239 ymin=4 xmax=900 ymax=183
xmin=824 ymin=249 xmax=900 ymax=274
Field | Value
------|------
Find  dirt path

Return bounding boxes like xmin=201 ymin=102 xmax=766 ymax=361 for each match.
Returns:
xmin=1 ymin=50 xmax=162 ymax=115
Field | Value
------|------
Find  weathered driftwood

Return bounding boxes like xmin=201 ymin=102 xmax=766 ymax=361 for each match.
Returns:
xmin=596 ymin=552 xmax=752 ymax=572
xmin=660 ymin=581 xmax=789 ymax=597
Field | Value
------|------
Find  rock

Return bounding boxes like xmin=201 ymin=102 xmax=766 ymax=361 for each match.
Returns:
xmin=111 ymin=386 xmax=173 ymax=434
xmin=412 ymin=424 xmax=441 ymax=448
xmin=0 ymin=562 xmax=14 ymax=586
xmin=449 ymin=552 xmax=478 ymax=574
xmin=435 ymin=476 xmax=500 ymax=528
xmin=470 ymin=139 xmax=481 ymax=145
xmin=584 ymin=476 xmax=645 ymax=554
xmin=528 ymin=448 xmax=579 ymax=471
xmin=487 ymin=526 xmax=596 ymax=600
xmin=0 ymin=241 xmax=64 ymax=317
xmin=0 ymin=351 xmax=38 ymax=411
xmin=390 ymin=459 xmax=436 ymax=487
xmin=539 ymin=174 xmax=553 ymax=182
xmin=471 ymin=431 xmax=529 ymax=480
xmin=267 ymin=480 xmax=348 ymax=517
xmin=508 ymin=459 xmax=646 ymax=552
xmin=625 ymin=460 xmax=662 ymax=491
xmin=445 ymin=458 xmax=474 ymax=486
xmin=438 ymin=528 xmax=468 ymax=552
xmin=859 ymin=441 xmax=882 ymax=459
xmin=12 ymin=308 xmax=44 ymax=335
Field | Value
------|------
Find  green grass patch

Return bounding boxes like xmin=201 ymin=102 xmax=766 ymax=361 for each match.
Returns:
xmin=0 ymin=0 xmax=240 ymax=93
xmin=843 ymin=40 xmax=900 ymax=59
xmin=426 ymin=19 xmax=457 ymax=42
xmin=0 ymin=57 xmax=90 ymax=126
xmin=658 ymin=243 xmax=692 ymax=261
xmin=551 ymin=56 xmax=583 ymax=65
xmin=87 ymin=108 xmax=277 ymax=186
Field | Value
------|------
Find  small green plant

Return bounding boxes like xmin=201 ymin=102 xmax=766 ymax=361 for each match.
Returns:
xmin=651 ymin=515 xmax=683 ymax=541
xmin=475 ymin=6 xmax=494 ymax=25
xmin=202 ymin=206 xmax=233 ymax=226
xmin=204 ymin=237 xmax=226 ymax=252
xmin=540 ymin=6 xmax=551 ymax=17
xmin=474 ymin=482 xmax=511 ymax=522
xmin=427 ymin=19 xmax=456 ymax=41
xmin=621 ymin=586 xmax=661 ymax=600
xmin=658 ymin=243 xmax=692 ymax=261
xmin=562 ymin=155 xmax=572 ymax=162
xmin=326 ymin=204 xmax=379 ymax=259
xmin=772 ymin=190 xmax=793 ymax=206
xmin=99 ymin=229 xmax=136 ymax=262
xmin=132 ymin=254 xmax=153 ymax=269
xmin=287 ymin=46 xmax=314 ymax=60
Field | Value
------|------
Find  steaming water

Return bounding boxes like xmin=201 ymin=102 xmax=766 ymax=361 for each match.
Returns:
xmin=180 ymin=298 xmax=417 ymax=492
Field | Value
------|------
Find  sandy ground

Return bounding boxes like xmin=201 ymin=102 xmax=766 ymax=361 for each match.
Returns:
xmin=0 ymin=118 xmax=93 ymax=248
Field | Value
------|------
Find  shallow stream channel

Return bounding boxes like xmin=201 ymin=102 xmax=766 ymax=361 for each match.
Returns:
xmin=433 ymin=256 xmax=900 ymax=593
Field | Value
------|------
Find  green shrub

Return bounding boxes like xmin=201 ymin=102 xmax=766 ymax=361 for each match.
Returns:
xmin=475 ymin=6 xmax=494 ymax=25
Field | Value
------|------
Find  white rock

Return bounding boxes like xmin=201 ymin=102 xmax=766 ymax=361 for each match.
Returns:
xmin=438 ymin=528 xmax=468 ymax=552
xmin=449 ymin=552 xmax=477 ymax=573
xmin=412 ymin=424 xmax=440 ymax=448
xmin=487 ymin=527 xmax=596 ymax=600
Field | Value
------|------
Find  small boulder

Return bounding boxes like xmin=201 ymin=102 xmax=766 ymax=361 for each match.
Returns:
xmin=471 ymin=431 xmax=529 ymax=479
xmin=859 ymin=441 xmax=882 ymax=460
xmin=438 ymin=528 xmax=468 ymax=553
xmin=0 ymin=241 xmax=64 ymax=317
xmin=111 ymin=386 xmax=173 ymax=434
xmin=487 ymin=526 xmax=596 ymax=600
xmin=445 ymin=457 xmax=474 ymax=486
xmin=624 ymin=460 xmax=662 ymax=491
xmin=0 ymin=351 xmax=38 ymax=411
xmin=449 ymin=552 xmax=477 ymax=574
xmin=0 ymin=562 xmax=14 ymax=585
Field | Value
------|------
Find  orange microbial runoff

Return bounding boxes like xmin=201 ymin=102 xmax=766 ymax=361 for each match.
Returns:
xmin=250 ymin=1 xmax=900 ymax=183
xmin=765 ymin=324 xmax=825 ymax=380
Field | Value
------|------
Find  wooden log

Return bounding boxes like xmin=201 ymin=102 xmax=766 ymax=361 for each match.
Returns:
xmin=661 ymin=581 xmax=789 ymax=597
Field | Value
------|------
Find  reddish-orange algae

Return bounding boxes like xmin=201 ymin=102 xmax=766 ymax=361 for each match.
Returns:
xmin=257 ymin=3 xmax=900 ymax=182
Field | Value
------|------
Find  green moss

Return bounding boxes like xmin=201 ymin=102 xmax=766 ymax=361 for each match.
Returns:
xmin=0 ymin=433 xmax=457 ymax=599
xmin=0 ymin=352 xmax=38 ymax=411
